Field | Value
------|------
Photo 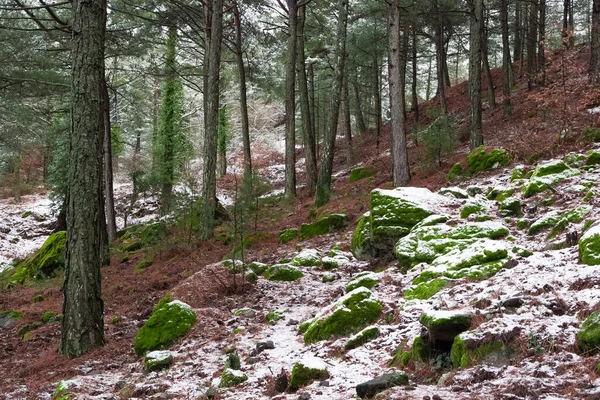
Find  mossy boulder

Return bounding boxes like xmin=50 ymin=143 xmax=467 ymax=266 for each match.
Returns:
xmin=404 ymin=278 xmax=451 ymax=300
xmin=134 ymin=298 xmax=197 ymax=356
xmin=522 ymin=160 xmax=580 ymax=198
xmin=266 ymin=310 xmax=286 ymax=324
xmin=41 ymin=311 xmax=61 ymax=323
xmin=349 ymin=167 xmax=375 ymax=182
xmin=219 ymin=368 xmax=248 ymax=388
xmin=446 ymin=163 xmax=464 ymax=183
xmin=497 ymin=197 xmax=522 ymax=217
xmin=420 ymin=310 xmax=472 ymax=343
xmin=6 ymin=231 xmax=66 ymax=284
xmin=345 ymin=272 xmax=380 ymax=292
xmin=302 ymin=287 xmax=382 ymax=343
xmin=564 ymin=152 xmax=587 ymax=167
xmin=355 ymin=371 xmax=409 ymax=399
xmin=580 ymin=224 xmax=600 ymax=265
xmin=249 ymin=262 xmax=268 ymax=275
xmin=460 ymin=200 xmax=487 ymax=219
xmin=394 ymin=221 xmax=509 ymax=269
xmin=144 ymin=350 xmax=174 ymax=371
xmin=121 ymin=240 xmax=142 ymax=252
xmin=528 ymin=206 xmax=591 ymax=238
xmin=0 ymin=310 xmax=23 ymax=328
xmin=451 ymin=333 xmax=511 ymax=368
xmin=578 ymin=312 xmax=600 ymax=354
xmin=299 ymin=214 xmax=348 ymax=241
xmin=264 ymin=264 xmax=304 ymax=281
xmin=225 ymin=352 xmax=241 ymax=370
xmin=223 ymin=259 xmax=245 ymax=274
xmin=510 ymin=165 xmax=526 ymax=182
xmin=587 ymin=150 xmax=600 ymax=166
xmin=490 ymin=187 xmax=515 ymax=202
xmin=439 ymin=187 xmax=469 ymax=199
xmin=289 ymin=357 xmax=329 ymax=390
xmin=583 ymin=127 xmax=600 ymax=142
xmin=278 ymin=228 xmax=298 ymax=243
xmin=321 ymin=255 xmax=350 ymax=270
xmin=291 ymin=249 xmax=322 ymax=267
xmin=139 ymin=222 xmax=168 ymax=247
xmin=467 ymin=146 xmax=511 ymax=175
xmin=345 ymin=326 xmax=380 ymax=350
xmin=352 ymin=188 xmax=453 ymax=260
xmin=135 ymin=259 xmax=154 ymax=271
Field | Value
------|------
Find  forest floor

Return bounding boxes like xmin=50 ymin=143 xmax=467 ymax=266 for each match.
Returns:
xmin=1 ymin=43 xmax=600 ymax=399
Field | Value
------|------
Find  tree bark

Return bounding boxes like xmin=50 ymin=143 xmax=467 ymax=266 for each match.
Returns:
xmin=501 ymin=0 xmax=512 ymax=117
xmin=343 ymin=71 xmax=353 ymax=167
xmin=284 ymin=0 xmax=298 ymax=199
xmin=388 ymin=0 xmax=410 ymax=187
xmin=527 ymin=0 xmax=538 ymax=87
xmin=198 ymin=0 xmax=224 ymax=241
xmin=434 ymin=18 xmax=448 ymax=113
xmin=514 ymin=1 xmax=522 ymax=62
xmin=411 ymin=25 xmax=419 ymax=143
xmin=592 ymin=0 xmax=600 ymax=85
xmin=468 ymin=0 xmax=483 ymax=150
xmin=352 ymin=78 xmax=367 ymax=134
xmin=314 ymin=0 xmax=347 ymax=208
xmin=482 ymin=13 xmax=496 ymax=108
xmin=373 ymin=58 xmax=382 ymax=148
xmin=232 ymin=1 xmax=252 ymax=177
xmin=538 ymin=0 xmax=546 ymax=86
xmin=297 ymin=4 xmax=317 ymax=193
xmin=101 ymin=78 xmax=117 ymax=241
xmin=60 ymin=0 xmax=107 ymax=358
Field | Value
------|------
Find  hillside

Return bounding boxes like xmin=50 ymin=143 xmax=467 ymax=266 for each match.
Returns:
xmin=1 ymin=44 xmax=600 ymax=400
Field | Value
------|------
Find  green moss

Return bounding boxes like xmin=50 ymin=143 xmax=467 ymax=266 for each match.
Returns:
xmin=0 ymin=310 xmax=23 ymax=327
xmin=401 ymin=351 xmax=412 ymax=366
xmin=17 ymin=321 xmax=42 ymax=337
xmin=249 ymin=262 xmax=268 ymax=275
xmin=447 ymin=163 xmax=463 ymax=183
xmin=411 ymin=336 xmax=432 ymax=362
xmin=120 ymin=255 xmax=130 ymax=263
xmin=133 ymin=298 xmax=196 ymax=356
xmin=278 ymin=228 xmax=299 ymax=243
xmin=583 ymin=127 xmax=600 ymax=142
xmin=246 ymin=271 xmax=258 ymax=283
xmin=321 ymin=255 xmax=349 ymax=270
xmin=298 ymin=320 xmax=312 ymax=335
xmin=497 ymin=198 xmax=522 ymax=218
xmin=291 ymin=249 xmax=322 ymax=267
xmin=267 ymin=310 xmax=285 ymax=324
xmin=420 ymin=311 xmax=472 ymax=343
xmin=345 ymin=272 xmax=380 ymax=292
xmin=21 ymin=211 xmax=32 ymax=218
xmin=564 ymin=152 xmax=587 ymax=167
xmin=224 ymin=353 xmax=241 ymax=370
xmin=223 ymin=259 xmax=244 ymax=273
xmin=299 ymin=214 xmax=348 ymax=240
xmin=135 ymin=259 xmax=154 ymax=271
xmin=345 ymin=326 xmax=380 ymax=350
xmin=264 ymin=264 xmax=304 ymax=281
xmin=587 ymin=150 xmax=600 ymax=166
xmin=510 ymin=166 xmax=525 ymax=182
xmin=404 ymin=278 xmax=450 ymax=300
xmin=460 ymin=201 xmax=486 ymax=219
xmin=41 ymin=311 xmax=59 ymax=323
xmin=139 ymin=222 xmax=168 ymax=247
xmin=33 ymin=295 xmax=43 ymax=303
xmin=289 ymin=359 xmax=329 ymax=390
xmin=466 ymin=146 xmax=511 ymax=175
xmin=144 ymin=350 xmax=174 ymax=371
xmin=351 ymin=212 xmax=375 ymax=260
xmin=584 ymin=190 xmax=595 ymax=202
xmin=528 ymin=206 xmax=591 ymax=237
xmin=121 ymin=240 xmax=142 ymax=252
xmin=219 ymin=368 xmax=248 ymax=388
xmin=451 ymin=335 xmax=506 ymax=368
xmin=303 ymin=287 xmax=382 ymax=344
xmin=322 ymin=273 xmax=336 ymax=282
xmin=6 ymin=231 xmax=66 ymax=285
xmin=467 ymin=186 xmax=484 ymax=196
xmin=516 ymin=219 xmax=529 ymax=230
xmin=578 ymin=312 xmax=600 ymax=354
xmin=412 ymin=270 xmax=442 ymax=285
xmin=522 ymin=160 xmax=580 ymax=198
xmin=349 ymin=167 xmax=375 ymax=182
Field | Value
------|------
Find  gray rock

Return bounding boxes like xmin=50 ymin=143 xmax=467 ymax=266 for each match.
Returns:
xmin=256 ymin=340 xmax=275 ymax=354
xmin=298 ymin=392 xmax=311 ymax=400
xmin=501 ymin=297 xmax=524 ymax=308
xmin=356 ymin=371 xmax=409 ymax=398
xmin=205 ymin=387 xmax=218 ymax=400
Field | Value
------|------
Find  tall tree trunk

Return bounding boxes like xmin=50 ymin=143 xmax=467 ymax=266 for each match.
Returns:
xmin=527 ymin=0 xmax=538 ymax=88
xmin=314 ymin=0 xmax=347 ymax=208
xmin=233 ymin=1 xmax=251 ymax=177
xmin=592 ymin=0 xmax=600 ymax=85
xmin=198 ymin=0 xmax=224 ymax=241
xmin=468 ymin=0 xmax=484 ymax=150
xmin=501 ymin=0 xmax=512 ymax=117
xmin=388 ymin=0 xmax=410 ymax=187
xmin=373 ymin=58 xmax=382 ymax=148
xmin=60 ymin=0 xmax=107 ymax=358
xmin=514 ymin=1 xmax=522 ymax=62
xmin=343 ymin=72 xmax=354 ymax=167
xmin=482 ymin=15 xmax=496 ymax=108
xmin=434 ymin=22 xmax=448 ymax=113
xmin=284 ymin=0 xmax=298 ymax=199
xmin=538 ymin=0 xmax=546 ymax=86
xmin=101 ymin=79 xmax=117 ymax=241
xmin=426 ymin=56 xmax=432 ymax=100
xmin=411 ymin=25 xmax=419 ymax=145
xmin=309 ymin=63 xmax=317 ymax=146
xmin=352 ymin=77 xmax=367 ymax=134
xmin=297 ymin=4 xmax=317 ymax=193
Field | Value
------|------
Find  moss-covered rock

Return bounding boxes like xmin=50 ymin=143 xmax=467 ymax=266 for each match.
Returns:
xmin=0 ymin=310 xmax=23 ymax=328
xmin=522 ymin=160 xmax=580 ymax=198
xmin=121 ymin=240 xmax=142 ymax=252
xmin=447 ymin=163 xmax=464 ymax=183
xmin=322 ymin=272 xmax=336 ymax=282
xmin=345 ymin=272 xmax=380 ymax=292
xmin=404 ymin=278 xmax=451 ymax=300
xmin=289 ymin=357 xmax=329 ymax=390
xmin=135 ymin=259 xmax=154 ymax=271
xmin=17 ymin=321 xmax=42 ymax=337
xmin=299 ymin=214 xmax=348 ymax=241
xmin=349 ymin=167 xmax=375 ymax=182
xmin=302 ymin=287 xmax=382 ymax=343
xmin=451 ymin=333 xmax=510 ymax=368
xmin=345 ymin=326 xmax=380 ymax=350
xmin=439 ymin=187 xmax=469 ymax=199
xmin=420 ymin=310 xmax=472 ymax=343
xmin=278 ymin=228 xmax=298 ymax=243
xmin=266 ymin=310 xmax=286 ymax=324
xmin=41 ymin=311 xmax=61 ymax=323
xmin=394 ymin=221 xmax=508 ymax=269
xmin=564 ymin=152 xmax=587 ymax=167
xmin=134 ymin=298 xmax=196 ymax=356
xmin=588 ymin=150 xmax=600 ymax=166
xmin=223 ymin=259 xmax=245 ymax=273
xmin=249 ymin=262 xmax=268 ymax=275
xmin=467 ymin=146 xmax=511 ymax=175
xmin=321 ymin=255 xmax=349 ymax=270
xmin=225 ymin=352 xmax=241 ymax=370
xmin=264 ymin=264 xmax=304 ymax=281
xmin=144 ymin=350 xmax=174 ymax=371
xmin=139 ymin=222 xmax=168 ymax=247
xmin=578 ymin=312 xmax=600 ymax=354
xmin=528 ymin=206 xmax=591 ymax=237
xmin=355 ymin=371 xmax=409 ymax=399
xmin=580 ymin=224 xmax=600 ymax=265
xmin=583 ymin=127 xmax=600 ymax=142
xmin=460 ymin=200 xmax=487 ymax=219
xmin=510 ymin=165 xmax=526 ymax=182
xmin=291 ymin=249 xmax=322 ymax=267
xmin=6 ymin=231 xmax=66 ymax=284
xmin=219 ymin=368 xmax=248 ymax=388
xmin=497 ymin=197 xmax=522 ymax=217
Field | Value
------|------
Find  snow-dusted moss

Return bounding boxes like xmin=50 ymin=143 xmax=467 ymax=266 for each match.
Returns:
xmin=249 ymin=261 xmax=268 ymax=275
xmin=223 ymin=259 xmax=244 ymax=273
xmin=134 ymin=298 xmax=196 ymax=356
xmin=420 ymin=310 xmax=472 ymax=342
xmin=451 ymin=334 xmax=508 ymax=368
xmin=498 ymin=197 xmax=522 ymax=217
xmin=266 ymin=310 xmax=286 ymax=324
xmin=460 ymin=200 xmax=487 ymax=219
xmin=219 ymin=368 xmax=248 ymax=388
xmin=302 ymin=287 xmax=382 ymax=343
xmin=278 ymin=228 xmax=298 ymax=243
xmin=299 ymin=214 xmax=348 ymax=240
xmin=432 ymin=240 xmax=510 ymax=280
xmin=439 ymin=187 xmax=469 ymax=199
xmin=510 ymin=165 xmax=526 ymax=182
xmin=291 ymin=249 xmax=322 ymax=267
xmin=289 ymin=357 xmax=329 ymax=390
xmin=564 ymin=152 xmax=587 ymax=167
xmin=446 ymin=163 xmax=464 ymax=183
xmin=466 ymin=146 xmax=511 ymax=175
xmin=578 ymin=312 xmax=600 ymax=354
xmin=587 ymin=150 xmax=600 ymax=166
xmin=144 ymin=350 xmax=173 ymax=371
xmin=521 ymin=160 xmax=580 ymax=198
xmin=264 ymin=264 xmax=304 ymax=281
xmin=321 ymin=255 xmax=349 ymax=270
xmin=528 ymin=206 xmax=591 ymax=237
xmin=345 ymin=272 xmax=380 ymax=292
xmin=7 ymin=231 xmax=66 ymax=284
xmin=345 ymin=326 xmax=380 ymax=350
xmin=404 ymin=278 xmax=451 ymax=300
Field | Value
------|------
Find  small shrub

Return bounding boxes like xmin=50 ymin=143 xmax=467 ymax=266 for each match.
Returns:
xmin=421 ymin=114 xmax=459 ymax=167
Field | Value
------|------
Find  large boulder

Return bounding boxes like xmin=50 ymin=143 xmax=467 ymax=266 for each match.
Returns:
xmin=219 ymin=368 xmax=248 ymax=388
xmin=134 ymin=298 xmax=196 ymax=356
xmin=528 ymin=206 xmax=591 ymax=237
xmin=289 ymin=356 xmax=329 ymax=390
xmin=264 ymin=264 xmax=304 ymax=281
xmin=522 ymin=160 xmax=580 ymax=198
xmin=6 ymin=231 xmax=66 ymax=285
xmin=579 ymin=224 xmax=600 ymax=265
xmin=420 ymin=310 xmax=472 ymax=343
xmin=578 ymin=311 xmax=600 ymax=353
xmin=299 ymin=214 xmax=348 ymax=240
xmin=351 ymin=188 xmax=453 ymax=260
xmin=451 ymin=325 xmax=519 ymax=368
xmin=355 ymin=371 xmax=409 ymax=399
xmin=301 ymin=287 xmax=382 ymax=344
xmin=466 ymin=146 xmax=511 ymax=175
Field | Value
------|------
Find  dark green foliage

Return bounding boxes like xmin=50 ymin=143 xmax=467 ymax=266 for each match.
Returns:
xmin=421 ymin=114 xmax=459 ymax=167
xmin=299 ymin=214 xmax=348 ymax=240
xmin=278 ymin=228 xmax=298 ymax=243
xmin=289 ymin=361 xmax=329 ymax=390
xmin=467 ymin=146 xmax=511 ymax=175
xmin=447 ymin=163 xmax=463 ymax=183
xmin=225 ymin=353 xmax=241 ymax=370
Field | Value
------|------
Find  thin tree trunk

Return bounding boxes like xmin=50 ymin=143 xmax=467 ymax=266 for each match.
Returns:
xmin=501 ymin=0 xmax=512 ymax=117
xmin=309 ymin=63 xmax=317 ymax=145
xmin=468 ymin=0 xmax=484 ymax=150
xmin=527 ymin=0 xmax=538 ymax=88
xmin=233 ymin=1 xmax=252 ymax=177
xmin=284 ymin=0 xmax=298 ymax=199
xmin=343 ymin=71 xmax=353 ymax=167
xmin=426 ymin=56 xmax=432 ymax=100
xmin=198 ymin=0 xmax=224 ymax=241
xmin=388 ymin=0 xmax=410 ymax=187
xmin=373 ymin=57 xmax=382 ymax=148
xmin=60 ymin=0 xmax=107 ymax=358
xmin=314 ymin=0 xmax=347 ymax=208
xmin=591 ymin=0 xmax=600 ymax=85
xmin=435 ymin=21 xmax=448 ymax=113
xmin=538 ymin=0 xmax=546 ymax=86
xmin=411 ymin=25 xmax=419 ymax=145
xmin=352 ymin=78 xmax=367 ymax=134
xmin=514 ymin=1 xmax=522 ymax=62
xmin=297 ymin=4 xmax=317 ymax=192
xmin=101 ymin=79 xmax=117 ymax=241
xmin=482 ymin=15 xmax=496 ymax=108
